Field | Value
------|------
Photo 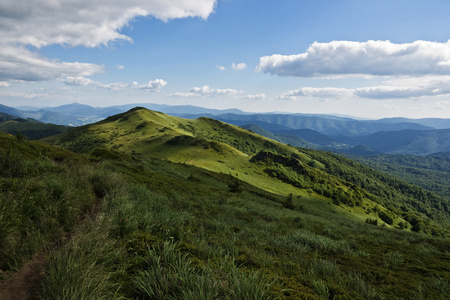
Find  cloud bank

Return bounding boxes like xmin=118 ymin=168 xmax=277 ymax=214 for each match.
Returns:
xmin=0 ymin=0 xmax=217 ymax=48
xmin=280 ymin=76 xmax=450 ymax=100
xmin=0 ymin=46 xmax=103 ymax=82
xmin=63 ymin=77 xmax=167 ymax=91
xmin=174 ymin=85 xmax=243 ymax=98
xmin=257 ymin=40 xmax=450 ymax=77
xmin=173 ymin=85 xmax=265 ymax=101
xmin=0 ymin=0 xmax=217 ymax=82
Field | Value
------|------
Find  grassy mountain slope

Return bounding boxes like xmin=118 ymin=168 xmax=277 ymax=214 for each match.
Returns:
xmin=2 ymin=125 xmax=450 ymax=299
xmin=0 ymin=112 xmax=67 ymax=139
xmin=45 ymin=108 xmax=450 ymax=235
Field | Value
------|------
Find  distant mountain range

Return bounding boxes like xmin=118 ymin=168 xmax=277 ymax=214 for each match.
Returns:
xmin=3 ymin=103 xmax=246 ymax=127
xmin=1 ymin=102 xmax=450 ymax=155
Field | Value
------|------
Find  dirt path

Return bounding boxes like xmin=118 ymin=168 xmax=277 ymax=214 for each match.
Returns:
xmin=0 ymin=253 xmax=46 ymax=300
xmin=0 ymin=199 xmax=103 ymax=300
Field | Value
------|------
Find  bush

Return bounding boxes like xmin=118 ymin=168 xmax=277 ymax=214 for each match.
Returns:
xmin=283 ymin=193 xmax=294 ymax=210
xmin=365 ymin=218 xmax=378 ymax=226
xmin=378 ymin=211 xmax=394 ymax=225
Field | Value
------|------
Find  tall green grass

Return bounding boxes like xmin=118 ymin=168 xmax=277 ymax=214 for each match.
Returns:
xmin=0 ymin=150 xmax=95 ymax=270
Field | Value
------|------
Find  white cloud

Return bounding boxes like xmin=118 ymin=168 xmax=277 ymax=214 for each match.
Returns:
xmin=280 ymin=87 xmax=353 ymax=100
xmin=0 ymin=82 xmax=10 ymax=87
xmin=0 ymin=46 xmax=104 ymax=82
xmin=173 ymin=85 xmax=243 ymax=98
xmin=278 ymin=75 xmax=450 ymax=100
xmin=231 ymin=62 xmax=247 ymax=70
xmin=173 ymin=85 xmax=266 ymax=101
xmin=117 ymin=65 xmax=125 ymax=70
xmin=354 ymin=86 xmax=433 ymax=99
xmin=0 ymin=1 xmax=216 ymax=82
xmin=216 ymin=65 xmax=226 ymax=71
xmin=257 ymin=40 xmax=450 ymax=77
xmin=63 ymin=76 xmax=99 ymax=86
xmin=191 ymin=85 xmax=243 ymax=96
xmin=139 ymin=79 xmax=168 ymax=90
xmin=62 ymin=76 xmax=167 ymax=91
xmin=242 ymin=93 xmax=266 ymax=100
xmin=0 ymin=0 xmax=217 ymax=48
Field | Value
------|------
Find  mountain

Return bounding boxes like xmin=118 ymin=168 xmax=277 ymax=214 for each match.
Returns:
xmin=113 ymin=103 xmax=246 ymax=115
xmin=45 ymin=108 xmax=449 ymax=231
xmin=335 ymin=129 xmax=450 ymax=155
xmin=379 ymin=117 xmax=450 ymax=129
xmin=3 ymin=102 xmax=450 ymax=155
xmin=431 ymin=150 xmax=450 ymax=158
xmin=0 ymin=103 xmax=93 ymax=126
xmin=274 ymin=128 xmax=338 ymax=146
xmin=43 ymin=102 xmax=123 ymax=118
xmin=0 ymin=112 xmax=67 ymax=139
xmin=241 ymin=124 xmax=315 ymax=148
xmin=0 ymin=103 xmax=248 ymax=127
xmin=181 ymin=113 xmax=434 ymax=136
xmin=0 ymin=104 xmax=22 ymax=117
xmin=2 ymin=108 xmax=450 ymax=299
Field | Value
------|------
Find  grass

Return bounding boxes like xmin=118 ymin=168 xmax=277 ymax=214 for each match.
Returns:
xmin=2 ymin=109 xmax=450 ymax=299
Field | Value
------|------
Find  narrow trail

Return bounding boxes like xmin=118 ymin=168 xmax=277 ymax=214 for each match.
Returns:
xmin=0 ymin=199 xmax=103 ymax=300
xmin=0 ymin=253 xmax=46 ymax=300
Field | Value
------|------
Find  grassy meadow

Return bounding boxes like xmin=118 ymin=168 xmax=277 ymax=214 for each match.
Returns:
xmin=1 ymin=108 xmax=449 ymax=299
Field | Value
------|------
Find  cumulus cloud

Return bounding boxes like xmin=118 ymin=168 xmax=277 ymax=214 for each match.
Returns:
xmin=242 ymin=93 xmax=266 ymax=100
xmin=279 ymin=87 xmax=353 ymax=100
xmin=62 ymin=76 xmax=167 ymax=91
xmin=231 ymin=62 xmax=247 ymax=70
xmin=189 ymin=85 xmax=243 ymax=96
xmin=139 ymin=79 xmax=168 ymax=90
xmin=0 ymin=46 xmax=104 ymax=82
xmin=63 ymin=76 xmax=99 ymax=86
xmin=0 ymin=0 xmax=217 ymax=48
xmin=216 ymin=65 xmax=226 ymax=71
xmin=117 ymin=65 xmax=125 ymax=70
xmin=279 ymin=76 xmax=450 ymax=100
xmin=257 ymin=40 xmax=450 ymax=77
xmin=173 ymin=85 xmax=243 ymax=97
xmin=0 ymin=82 xmax=10 ymax=87
xmin=354 ymin=86 xmax=434 ymax=99
xmin=173 ymin=85 xmax=266 ymax=100
xmin=0 ymin=1 xmax=216 ymax=82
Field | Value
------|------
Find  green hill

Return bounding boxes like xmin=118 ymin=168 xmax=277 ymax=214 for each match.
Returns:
xmin=0 ymin=112 xmax=67 ymax=139
xmin=1 ymin=108 xmax=449 ymax=299
xmin=45 ymin=108 xmax=450 ymax=233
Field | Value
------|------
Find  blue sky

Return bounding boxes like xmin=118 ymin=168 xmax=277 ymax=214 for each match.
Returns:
xmin=2 ymin=0 xmax=450 ymax=118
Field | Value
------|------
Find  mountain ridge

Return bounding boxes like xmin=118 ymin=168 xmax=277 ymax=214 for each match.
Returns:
xmin=45 ymin=107 xmax=450 ymax=233
xmin=2 ymin=107 xmax=450 ymax=299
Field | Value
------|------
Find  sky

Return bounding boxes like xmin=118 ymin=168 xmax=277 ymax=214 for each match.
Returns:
xmin=2 ymin=0 xmax=450 ymax=119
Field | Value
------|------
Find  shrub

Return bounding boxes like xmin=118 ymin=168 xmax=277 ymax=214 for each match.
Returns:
xmin=283 ymin=193 xmax=294 ymax=210
xmin=365 ymin=218 xmax=378 ymax=226
xmin=378 ymin=210 xmax=394 ymax=225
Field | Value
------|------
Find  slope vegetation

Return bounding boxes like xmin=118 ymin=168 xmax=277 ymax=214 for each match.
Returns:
xmin=2 ymin=107 xmax=447 ymax=299
xmin=46 ymin=108 xmax=450 ymax=234
xmin=0 ymin=112 xmax=67 ymax=140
